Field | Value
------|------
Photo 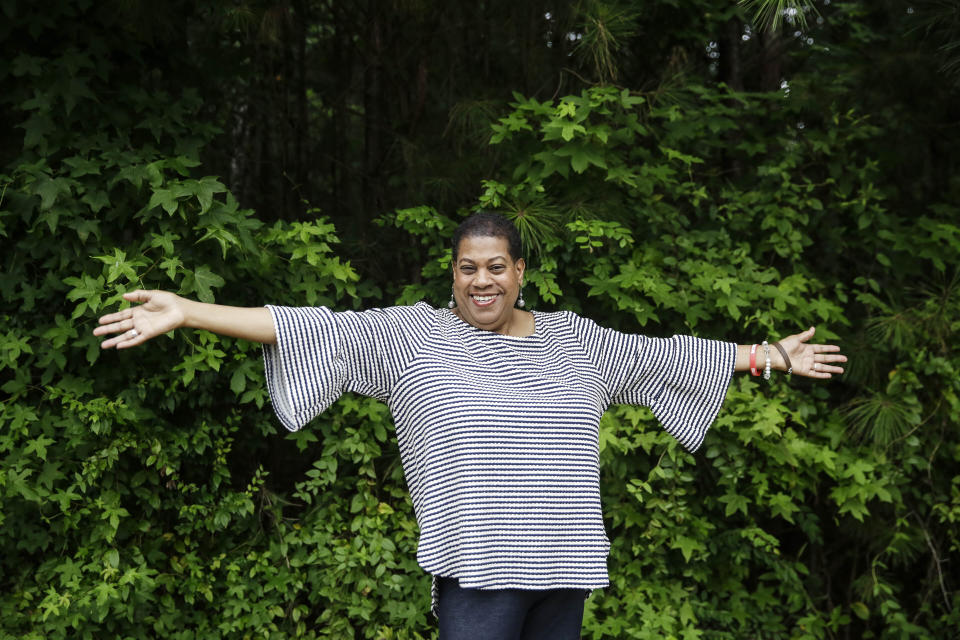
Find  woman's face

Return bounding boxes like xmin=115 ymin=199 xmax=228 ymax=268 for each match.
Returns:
xmin=452 ymin=234 xmax=525 ymax=334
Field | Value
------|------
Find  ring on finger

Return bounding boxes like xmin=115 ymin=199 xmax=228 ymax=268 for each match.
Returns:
xmin=129 ymin=328 xmax=139 ymax=338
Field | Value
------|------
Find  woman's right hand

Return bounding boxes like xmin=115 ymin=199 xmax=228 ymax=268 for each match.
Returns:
xmin=94 ymin=290 xmax=187 ymax=349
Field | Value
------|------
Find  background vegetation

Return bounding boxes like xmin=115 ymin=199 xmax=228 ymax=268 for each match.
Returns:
xmin=2 ymin=0 xmax=959 ymax=638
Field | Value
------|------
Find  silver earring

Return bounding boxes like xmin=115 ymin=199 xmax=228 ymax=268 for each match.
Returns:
xmin=448 ymin=287 xmax=455 ymax=309
xmin=517 ymin=288 xmax=525 ymax=308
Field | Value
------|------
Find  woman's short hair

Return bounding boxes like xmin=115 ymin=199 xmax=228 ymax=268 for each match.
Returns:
xmin=451 ymin=212 xmax=524 ymax=263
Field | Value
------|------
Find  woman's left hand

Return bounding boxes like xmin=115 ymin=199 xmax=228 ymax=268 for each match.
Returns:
xmin=776 ymin=327 xmax=847 ymax=379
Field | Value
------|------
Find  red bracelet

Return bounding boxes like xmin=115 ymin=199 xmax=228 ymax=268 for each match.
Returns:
xmin=749 ymin=343 xmax=761 ymax=376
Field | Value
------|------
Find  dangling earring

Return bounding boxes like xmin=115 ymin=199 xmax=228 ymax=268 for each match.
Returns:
xmin=448 ymin=286 xmax=455 ymax=309
xmin=517 ymin=286 xmax=525 ymax=308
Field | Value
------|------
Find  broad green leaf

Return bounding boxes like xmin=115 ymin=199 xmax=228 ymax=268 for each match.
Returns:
xmin=192 ymin=265 xmax=225 ymax=303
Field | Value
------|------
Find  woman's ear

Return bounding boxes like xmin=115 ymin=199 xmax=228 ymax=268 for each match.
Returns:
xmin=515 ymin=257 xmax=526 ymax=283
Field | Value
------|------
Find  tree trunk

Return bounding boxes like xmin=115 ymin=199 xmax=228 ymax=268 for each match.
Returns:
xmin=719 ymin=18 xmax=744 ymax=91
xmin=760 ymin=27 xmax=783 ymax=91
xmin=363 ymin=0 xmax=384 ymax=223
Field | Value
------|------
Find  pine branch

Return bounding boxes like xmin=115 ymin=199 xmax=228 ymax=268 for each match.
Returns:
xmin=739 ymin=0 xmax=819 ymax=32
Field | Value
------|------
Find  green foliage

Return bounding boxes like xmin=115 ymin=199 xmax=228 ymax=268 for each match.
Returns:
xmin=2 ymin=1 xmax=959 ymax=639
xmin=574 ymin=0 xmax=643 ymax=83
xmin=0 ymin=4 xmax=416 ymax=638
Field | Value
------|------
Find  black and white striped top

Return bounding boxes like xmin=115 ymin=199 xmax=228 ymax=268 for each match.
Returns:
xmin=263 ymin=302 xmax=734 ymax=594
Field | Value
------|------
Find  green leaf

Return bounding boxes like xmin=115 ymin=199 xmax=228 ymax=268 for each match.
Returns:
xmin=24 ymin=434 xmax=55 ymax=461
xmin=147 ymin=188 xmax=180 ymax=215
xmin=12 ymin=53 xmax=44 ymax=76
xmin=114 ymin=164 xmax=150 ymax=189
xmin=189 ymin=176 xmax=227 ymax=213
xmin=851 ymin=602 xmax=870 ymax=620
xmin=80 ymin=189 xmax=110 ymax=213
xmin=560 ymin=122 xmax=587 ymax=141
xmin=230 ymin=368 xmax=246 ymax=395
xmin=33 ymin=175 xmax=72 ymax=210
xmin=63 ymin=156 xmax=102 ymax=178
xmin=93 ymin=582 xmax=116 ymax=607
xmin=160 ymin=256 xmax=183 ymax=281
xmin=150 ymin=231 xmax=181 ymax=255
xmin=555 ymin=142 xmax=607 ymax=173
xmin=21 ymin=114 xmax=55 ymax=150
xmin=192 ymin=265 xmax=225 ymax=303
xmin=660 ymin=145 xmax=704 ymax=165
xmin=671 ymin=535 xmax=705 ymax=562
xmin=719 ymin=491 xmax=750 ymax=517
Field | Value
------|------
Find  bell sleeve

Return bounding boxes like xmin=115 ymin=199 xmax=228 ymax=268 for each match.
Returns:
xmin=262 ymin=303 xmax=436 ymax=432
xmin=566 ymin=313 xmax=735 ymax=452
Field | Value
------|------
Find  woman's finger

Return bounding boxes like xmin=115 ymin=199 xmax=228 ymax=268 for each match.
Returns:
xmin=810 ymin=353 xmax=847 ymax=366
xmin=812 ymin=360 xmax=845 ymax=371
xmin=102 ymin=327 xmax=143 ymax=349
xmin=115 ymin=328 xmax=145 ymax=349
xmin=99 ymin=330 xmax=134 ymax=349
xmin=93 ymin=318 xmax=135 ymax=336
xmin=97 ymin=309 xmax=131 ymax=325
xmin=123 ymin=290 xmax=150 ymax=303
xmin=811 ymin=344 xmax=842 ymax=353
xmin=97 ymin=299 xmax=141 ymax=327
xmin=795 ymin=326 xmax=816 ymax=343
xmin=809 ymin=360 xmax=845 ymax=377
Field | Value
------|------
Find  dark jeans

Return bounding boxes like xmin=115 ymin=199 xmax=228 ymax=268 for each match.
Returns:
xmin=436 ymin=577 xmax=586 ymax=640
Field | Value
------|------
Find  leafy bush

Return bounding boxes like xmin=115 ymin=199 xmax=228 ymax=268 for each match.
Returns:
xmin=2 ymin=1 xmax=958 ymax=639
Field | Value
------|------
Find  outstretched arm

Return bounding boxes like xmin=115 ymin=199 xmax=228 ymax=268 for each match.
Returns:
xmin=94 ymin=290 xmax=276 ymax=349
xmin=734 ymin=327 xmax=846 ymax=379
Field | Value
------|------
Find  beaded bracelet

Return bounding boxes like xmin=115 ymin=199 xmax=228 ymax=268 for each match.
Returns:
xmin=762 ymin=340 xmax=771 ymax=380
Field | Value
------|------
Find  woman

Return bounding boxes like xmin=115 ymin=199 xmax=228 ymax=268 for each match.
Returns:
xmin=95 ymin=212 xmax=846 ymax=640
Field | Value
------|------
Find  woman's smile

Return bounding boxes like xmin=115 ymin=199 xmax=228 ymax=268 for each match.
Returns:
xmin=470 ymin=293 xmax=499 ymax=306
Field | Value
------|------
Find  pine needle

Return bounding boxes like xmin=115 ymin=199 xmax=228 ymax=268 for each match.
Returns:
xmin=738 ymin=0 xmax=818 ymax=32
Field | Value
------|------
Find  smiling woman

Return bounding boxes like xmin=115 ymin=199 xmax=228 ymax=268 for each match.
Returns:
xmin=93 ymin=212 xmax=846 ymax=640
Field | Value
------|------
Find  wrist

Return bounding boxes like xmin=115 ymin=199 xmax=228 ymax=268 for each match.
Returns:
xmin=771 ymin=341 xmax=792 ymax=374
xmin=770 ymin=345 xmax=785 ymax=371
xmin=179 ymin=297 xmax=199 ymax=330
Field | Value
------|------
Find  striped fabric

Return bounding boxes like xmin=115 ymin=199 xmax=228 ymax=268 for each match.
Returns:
xmin=263 ymin=302 xmax=735 ymax=596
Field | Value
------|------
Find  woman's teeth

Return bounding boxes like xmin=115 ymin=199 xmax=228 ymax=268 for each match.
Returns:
xmin=472 ymin=294 xmax=496 ymax=304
